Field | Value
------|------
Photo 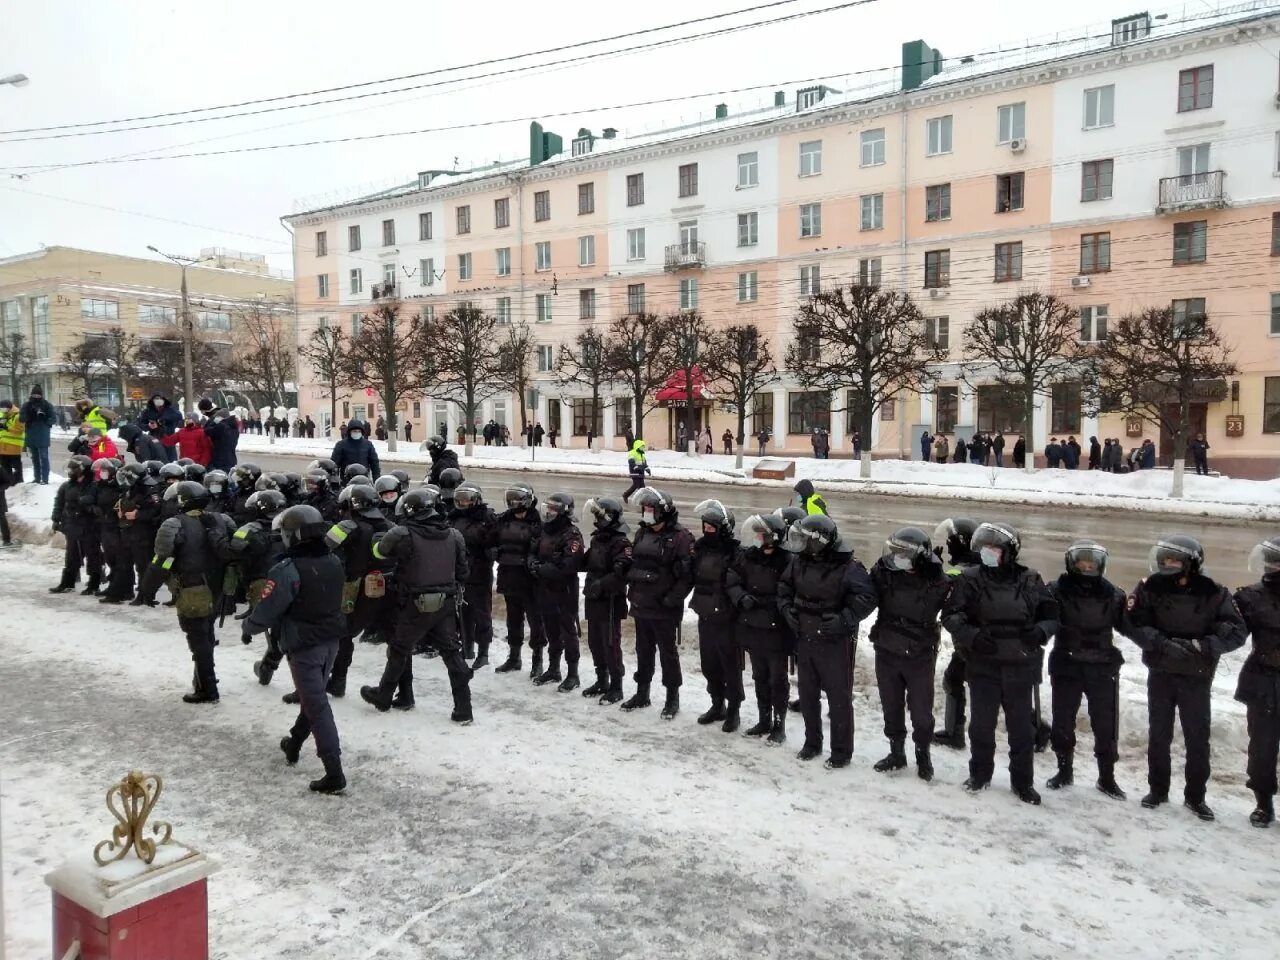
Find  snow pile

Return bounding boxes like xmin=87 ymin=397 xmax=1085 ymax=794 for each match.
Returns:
xmin=5 ymin=474 xmax=60 ymax=545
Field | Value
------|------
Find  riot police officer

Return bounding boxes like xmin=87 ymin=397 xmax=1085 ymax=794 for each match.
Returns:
xmin=229 ymin=490 xmax=289 ymax=687
xmin=157 ymin=462 xmax=185 ymax=520
xmin=1046 ymin=540 xmax=1130 ymax=800
xmin=624 ymin=488 xmax=695 ymax=719
xmin=361 ymin=488 xmax=473 ymax=723
xmin=49 ymin=455 xmax=101 ymax=594
xmin=302 ymin=468 xmax=341 ymax=523
xmin=374 ymin=474 xmax=401 ymax=521
xmin=437 ymin=466 xmax=463 ymax=515
xmin=933 ymin=517 xmax=980 ymax=750
xmin=324 ymin=484 xmax=392 ymax=698
xmin=308 ymin=457 xmax=341 ymax=487
xmin=726 ymin=514 xmax=792 ymax=743
xmin=425 ymin=435 xmax=460 ymax=485
xmin=690 ymin=499 xmax=743 ymax=733
xmin=869 ymin=527 xmax=951 ymax=781
xmin=1235 ymin=537 xmax=1280 ymax=827
xmin=203 ymin=469 xmax=233 ymax=515
xmin=582 ymin=497 xmax=632 ymax=704
xmin=110 ymin=462 xmax=162 ymax=605
xmin=450 ymin=481 xmax=497 ymax=670
xmin=1128 ymin=535 xmax=1245 ymax=821
xmin=942 ymin=522 xmax=1058 ymax=804
xmin=778 ymin=515 xmax=875 ymax=769
xmin=493 ymin=483 xmax=547 ymax=677
xmin=229 ymin=462 xmax=264 ymax=525
xmin=530 ymin=493 xmax=585 ymax=691
xmin=90 ymin=458 xmax=123 ymax=599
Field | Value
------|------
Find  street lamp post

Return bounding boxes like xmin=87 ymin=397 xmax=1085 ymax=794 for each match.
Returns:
xmin=147 ymin=246 xmax=210 ymax=412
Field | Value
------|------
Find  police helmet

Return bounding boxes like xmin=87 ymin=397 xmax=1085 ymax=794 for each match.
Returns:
xmin=342 ymin=464 xmax=370 ymax=482
xmin=585 ymin=497 xmax=624 ymax=531
xmin=634 ymin=488 xmax=675 ymax=526
xmin=254 ymin=473 xmax=280 ymax=492
xmin=374 ymin=475 xmax=401 ymax=504
xmin=1247 ymin=537 xmax=1280 ymax=580
xmin=933 ymin=517 xmax=979 ymax=561
xmin=1149 ymin=535 xmax=1204 ymax=577
xmin=883 ymin=526 xmax=933 ymax=571
xmin=246 ymin=489 xmax=287 ymax=519
xmin=174 ymin=480 xmax=210 ymax=511
xmin=204 ymin=469 xmax=228 ymax=496
xmin=347 ymin=474 xmax=374 ymax=489
xmin=65 ymin=455 xmax=93 ymax=479
xmin=302 ymin=469 xmax=329 ymax=496
xmin=773 ymin=505 xmax=806 ymax=529
xmin=93 ymin=457 xmax=121 ymax=482
xmin=307 ymin=458 xmax=340 ymax=484
xmin=695 ymin=499 xmax=735 ymax=535
xmin=279 ymin=473 xmax=302 ymax=499
xmin=175 ymin=457 xmax=194 ymax=468
xmin=454 ymin=482 xmax=484 ymax=511
xmin=390 ymin=469 xmax=411 ymax=490
xmin=740 ymin=513 xmax=787 ymax=549
xmin=505 ymin=484 xmax=536 ymax=511
xmin=117 ymin=462 xmax=146 ymax=488
xmin=426 ymin=435 xmax=447 ymax=455
xmin=272 ymin=504 xmax=327 ymax=549
xmin=1065 ymin=540 xmax=1108 ymax=578
xmin=784 ymin=514 xmax=839 ymax=556
xmin=142 ymin=459 xmax=165 ymax=478
xmin=543 ymin=492 xmax=575 ymax=521
xmin=348 ymin=483 xmax=384 ymax=519
xmin=159 ymin=462 xmax=185 ymax=483
xmin=437 ymin=467 xmax=463 ymax=493
xmin=231 ymin=462 xmax=262 ymax=487
xmin=972 ymin=522 xmax=1021 ymax=567
xmin=183 ymin=463 xmax=207 ymax=483
xmin=397 ymin=488 xmax=441 ymax=519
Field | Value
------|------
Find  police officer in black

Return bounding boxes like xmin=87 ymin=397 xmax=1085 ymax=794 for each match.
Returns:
xmin=1235 ymin=537 xmax=1280 ymax=827
xmin=302 ymin=468 xmax=341 ymax=523
xmin=932 ymin=517 xmax=980 ymax=750
xmin=49 ymin=455 xmax=102 ymax=595
xmin=529 ymin=493 xmax=585 ymax=690
xmin=1046 ymin=540 xmax=1130 ymax=800
xmin=1128 ymin=535 xmax=1245 ymax=821
xmin=869 ymin=527 xmax=951 ymax=782
xmin=89 ymin=458 xmax=123 ymax=597
xmin=690 ymin=499 xmax=743 ymax=733
xmin=437 ymin=466 xmax=463 ymax=515
xmin=373 ymin=475 xmax=401 ymax=521
xmin=425 ymin=435 xmax=461 ymax=485
xmin=582 ymin=497 xmax=632 ymax=704
xmin=157 ymin=462 xmax=185 ymax=520
xmin=450 ymin=481 xmax=498 ymax=670
xmin=779 ymin=514 xmax=875 ymax=769
xmin=203 ymin=470 xmax=233 ymax=516
xmin=493 ymin=483 xmax=547 ymax=677
xmin=726 ymin=514 xmax=792 ymax=744
xmin=228 ymin=490 xmax=289 ymax=687
xmin=138 ymin=480 xmax=234 ymax=703
xmin=361 ymin=488 xmax=474 ymax=723
xmin=324 ymin=484 xmax=392 ymax=698
xmin=942 ymin=522 xmax=1058 ymax=804
xmin=111 ymin=463 xmax=162 ymax=605
xmin=624 ymin=488 xmax=695 ymax=719
xmin=308 ymin=457 xmax=341 ymax=487
xmin=229 ymin=462 xmax=264 ymax=525
xmin=242 ymin=504 xmax=348 ymax=795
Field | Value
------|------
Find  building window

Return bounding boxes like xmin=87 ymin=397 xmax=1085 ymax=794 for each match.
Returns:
xmin=536 ymin=293 xmax=552 ymax=323
xmin=348 ymin=225 xmax=361 ymax=251
xmin=1178 ymin=65 xmax=1214 ymax=112
xmin=535 ymin=241 xmax=552 ymax=271
xmin=1265 ymin=377 xmax=1280 ymax=433
xmin=795 ymin=332 xmax=820 ymax=364
xmin=996 ymin=172 xmax=1025 ymax=213
xmin=317 ymin=274 xmax=329 ymax=298
xmin=787 ymin=391 xmax=829 ymax=434
xmin=1273 ymin=212 xmax=1280 ymax=255
xmin=496 ymin=297 xmax=511 ymax=325
xmin=738 ymin=212 xmax=759 ymax=247
xmin=81 ymin=298 xmax=119 ymax=320
xmin=1084 ymin=85 xmax=1115 ymax=129
xmin=315 ymin=231 xmax=327 ymax=256
xmin=926 ymin=115 xmax=952 ymax=156
xmin=1079 ymin=305 xmax=1108 ymax=342
xmin=626 ymin=173 xmax=644 ymax=206
xmin=926 ymin=315 xmax=950 ymax=351
xmin=678 ymin=163 xmax=699 ymax=197
xmin=627 ymin=283 xmax=646 ymax=314
xmin=751 ymin=391 xmax=774 ymax=437
xmin=858 ymin=257 xmax=882 ymax=287
xmin=1177 ymin=143 xmax=1211 ymax=183
xmin=382 ymin=262 xmax=396 ymax=286
xmin=412 ymin=400 xmax=421 ymax=419
xmin=799 ymin=140 xmax=823 ymax=176
xmin=860 ymin=194 xmax=884 ymax=231
xmin=578 ymin=182 xmax=595 ymax=215
xmin=799 ymin=264 xmax=821 ymax=297
xmin=574 ymin=235 xmax=593 ymax=266
xmin=138 ymin=304 xmax=176 ymax=326
xmin=350 ymin=314 xmax=363 ymax=337
xmin=496 ymin=248 xmax=512 ymax=277
xmin=925 ymin=183 xmax=951 ymax=222
xmin=935 ymin=386 xmax=958 ymax=433
xmin=494 ymin=199 xmax=509 ymax=229
xmin=534 ymin=190 xmax=551 ymax=222
xmin=579 ymin=288 xmax=596 ymax=320
xmin=349 ymin=268 xmax=363 ymax=294
xmin=456 ymin=205 xmax=471 ymax=235
xmin=679 ymin=278 xmax=698 ymax=310
xmin=995 ymin=242 xmax=1023 ymax=281
xmin=571 ymin=398 xmax=603 ymax=436
xmin=976 ymin=385 xmax=1026 ymax=433
xmin=1080 ymin=232 xmax=1111 ymax=274
xmin=627 ymin=228 xmax=646 ymax=261
xmin=924 ymin=249 xmax=950 ymax=288
xmin=678 ymin=220 xmax=698 ymax=252
xmin=1051 ymin=382 xmax=1082 ymax=433
xmin=1112 ymin=13 xmax=1151 ymax=43
xmin=861 ymin=128 xmax=886 ymax=166
xmin=997 ymin=102 xmax=1026 ymax=143
xmin=423 ymin=305 xmax=436 ymax=322
xmin=537 ymin=345 xmax=553 ymax=372
xmin=1172 ymin=297 xmax=1207 ymax=337
xmin=420 ymin=211 xmax=433 ymax=240
xmin=1173 ymin=221 xmax=1208 ymax=264
xmin=382 ymin=218 xmax=396 ymax=246
xmin=457 ymin=253 xmax=472 ymax=281
xmin=197 ymin=310 xmax=230 ymax=331
xmin=737 ymin=151 xmax=759 ymax=188
xmin=1081 ymin=159 xmax=1114 ymax=201
xmin=420 ymin=258 xmax=435 ymax=287
xmin=800 ymin=202 xmax=822 ymax=238
xmin=738 ymin=271 xmax=758 ymax=303
xmin=1270 ymin=293 xmax=1280 ymax=335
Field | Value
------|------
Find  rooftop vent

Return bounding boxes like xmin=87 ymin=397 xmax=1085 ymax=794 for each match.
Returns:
xmin=901 ymin=39 xmax=943 ymax=92
xmin=715 ymin=103 xmax=729 ymax=119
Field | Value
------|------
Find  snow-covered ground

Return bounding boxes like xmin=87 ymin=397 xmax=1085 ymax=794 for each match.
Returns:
xmin=2 ymin=493 xmax=1277 ymax=958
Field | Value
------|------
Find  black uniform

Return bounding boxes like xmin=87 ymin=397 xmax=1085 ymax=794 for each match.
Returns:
xmin=306 ymin=488 xmax=342 ymax=524
xmin=942 ymin=564 xmax=1058 ymax=791
xmin=495 ymin=507 xmax=546 ymax=661
xmin=451 ymin=501 xmax=498 ymax=663
xmin=368 ymin=513 xmax=472 ymax=718
xmin=229 ymin=519 xmax=288 ymax=683
xmin=51 ymin=474 xmax=103 ymax=591
xmin=937 ymin=550 xmax=979 ymax=746
xmin=725 ymin=545 xmax=792 ymax=730
xmin=779 ymin=546 xmax=875 ymax=764
xmin=1128 ymin=574 xmax=1246 ymax=804
xmin=325 ymin=510 xmax=393 ymax=695
xmin=690 ymin=532 xmax=743 ymax=714
xmin=531 ymin=512 xmax=585 ymax=678
xmin=428 ymin=448 xmax=461 ymax=486
xmin=1234 ymin=579 xmax=1280 ymax=811
xmin=868 ymin=555 xmax=950 ymax=751
xmin=90 ymin=478 xmax=123 ymax=594
xmin=583 ymin=523 xmax=632 ymax=696
xmin=110 ymin=478 xmax=161 ymax=601
xmin=626 ymin=520 xmax=696 ymax=695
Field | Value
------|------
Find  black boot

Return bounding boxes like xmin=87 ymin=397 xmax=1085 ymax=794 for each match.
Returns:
xmin=471 ymin=646 xmax=490 ymax=671
xmin=182 ymin=688 xmax=220 ymax=704
xmin=582 ymin=671 xmax=607 ymax=698
xmin=280 ymin=736 xmax=301 ymax=766
xmin=360 ymin=685 xmax=392 ymax=712
xmin=1140 ymin=791 xmax=1168 ymax=809
xmin=621 ymin=683 xmax=650 ymax=711
xmin=528 ymin=646 xmax=544 ymax=681
xmin=282 ymin=690 xmax=300 ymax=704
xmin=1096 ymin=760 xmax=1126 ymax=800
xmin=557 ymin=666 xmax=580 ymax=693
xmin=721 ymin=703 xmax=740 ymax=734
xmin=326 ymin=674 xmax=346 ymax=698
xmin=494 ymin=644 xmax=522 ymax=673
xmin=391 ymin=694 xmax=416 ymax=711
xmin=963 ymin=777 xmax=990 ymax=793
xmin=1184 ymin=798 xmax=1215 ymax=821
xmin=660 ymin=688 xmax=680 ymax=720
xmin=309 ymin=756 xmax=346 ymax=795
xmin=1046 ymin=753 xmax=1073 ymax=790
xmin=697 ymin=699 xmax=725 ymax=726
xmin=80 ymin=575 xmax=101 ymax=596
xmin=767 ymin=713 xmax=786 ymax=745
xmin=534 ymin=655 xmax=562 ymax=686
xmin=933 ymin=691 xmax=966 ymax=749
xmin=796 ymin=743 xmax=821 ymax=761
xmin=873 ymin=737 xmax=908 ymax=773
xmin=253 ymin=659 xmax=275 ymax=686
xmin=916 ymin=746 xmax=933 ymax=782
xmin=1014 ymin=784 xmax=1042 ymax=806
xmin=49 ymin=572 xmax=76 ymax=594
xmin=1249 ymin=793 xmax=1274 ymax=828
xmin=600 ymin=676 xmax=624 ymax=705
xmin=788 ymin=697 xmax=801 ymax=713
xmin=745 ymin=705 xmax=771 ymax=737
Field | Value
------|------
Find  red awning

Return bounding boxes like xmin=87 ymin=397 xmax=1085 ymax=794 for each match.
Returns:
xmin=655 ymin=366 xmax=712 ymax=402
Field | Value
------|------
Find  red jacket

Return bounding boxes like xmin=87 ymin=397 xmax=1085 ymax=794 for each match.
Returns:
xmin=89 ymin=436 xmax=119 ymax=461
xmin=162 ymin=424 xmax=212 ymax=465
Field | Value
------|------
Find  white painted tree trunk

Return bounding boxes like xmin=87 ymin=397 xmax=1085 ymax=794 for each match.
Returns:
xmin=860 ymin=451 xmax=872 ymax=479
xmin=387 ymin=435 xmax=397 ymax=453
xmin=1170 ymin=457 xmax=1186 ymax=499
xmin=735 ymin=449 xmax=744 ymax=470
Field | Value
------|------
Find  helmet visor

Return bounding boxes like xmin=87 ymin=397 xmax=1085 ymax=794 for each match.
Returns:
xmin=504 ymin=487 xmax=532 ymax=510
xmin=882 ymin=535 xmax=927 ymax=571
xmin=1065 ymin=542 xmax=1107 ymax=577
xmin=740 ymin=515 xmax=775 ymax=549
xmin=454 ymin=486 xmax=479 ymax=510
xmin=694 ymin=499 xmax=731 ymax=531
xmin=584 ymin=498 xmax=612 ymax=527
xmin=783 ymin=523 xmax=827 ymax=555
xmin=1248 ymin=541 xmax=1280 ymax=579
xmin=1148 ymin=540 xmax=1194 ymax=576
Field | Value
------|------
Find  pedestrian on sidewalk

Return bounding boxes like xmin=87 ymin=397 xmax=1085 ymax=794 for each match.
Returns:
xmin=993 ymin=432 xmax=1006 ymax=468
xmin=0 ymin=400 xmax=24 ymax=484
xmin=19 ymin=384 xmax=54 ymax=484
xmin=722 ymin=429 xmax=733 ymax=456
xmin=919 ymin=430 xmax=933 ymax=462
xmin=756 ymin=427 xmax=769 ymax=456
xmin=1012 ymin=437 xmax=1026 ymax=469
xmin=622 ymin=439 xmax=650 ymax=503
xmin=953 ymin=437 xmax=967 ymax=464
xmin=933 ymin=434 xmax=949 ymax=464
xmin=0 ymin=458 xmax=14 ymax=546
xmin=1191 ymin=434 xmax=1211 ymax=476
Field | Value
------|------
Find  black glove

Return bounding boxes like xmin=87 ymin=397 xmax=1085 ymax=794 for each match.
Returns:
xmin=738 ymin=594 xmax=758 ymax=611
xmin=819 ymin=613 xmax=846 ymax=638
xmin=241 ymin=628 xmax=254 ymax=645
xmin=662 ymin=593 xmax=685 ymax=610
xmin=781 ymin=606 xmax=799 ymax=634
xmin=527 ymin=561 xmax=543 ymax=579
xmin=583 ymin=581 xmax=602 ymax=600
xmin=1024 ymin=626 xmax=1048 ymax=647
xmin=971 ymin=631 xmax=998 ymax=656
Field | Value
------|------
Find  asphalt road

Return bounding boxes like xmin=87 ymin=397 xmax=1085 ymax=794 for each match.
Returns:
xmin=248 ymin=451 xmax=1276 ymax=591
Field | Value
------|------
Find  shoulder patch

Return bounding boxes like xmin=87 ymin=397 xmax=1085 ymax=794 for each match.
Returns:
xmin=260 ymin=579 xmax=277 ymax=600
xmin=1126 ymin=594 xmax=1136 ymax=611
xmin=569 ymin=538 xmax=582 ymax=553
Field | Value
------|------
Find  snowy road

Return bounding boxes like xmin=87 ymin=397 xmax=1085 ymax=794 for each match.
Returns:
xmin=3 ymin=545 xmax=1279 ymax=960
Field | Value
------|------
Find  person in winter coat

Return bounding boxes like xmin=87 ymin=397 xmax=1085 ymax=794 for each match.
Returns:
xmin=622 ymin=439 xmax=650 ymax=503
xmin=492 ymin=483 xmax=547 ymax=676
xmin=138 ymin=394 xmax=183 ymax=459
xmin=228 ymin=490 xmax=290 ymax=689
xmin=73 ymin=398 xmax=112 ymax=433
xmin=932 ymin=517 xmax=982 ymax=750
xmin=49 ymin=456 xmax=104 ymax=595
xmin=581 ymin=498 xmax=632 ymax=704
xmin=0 ymin=401 xmax=24 ymax=484
xmin=1012 ymin=437 xmax=1026 ymax=469
xmin=117 ymin=422 xmax=168 ymax=464
xmin=19 ymin=384 xmax=55 ymax=484
xmin=331 ymin=419 xmax=380 ymax=479
xmin=1044 ymin=438 xmax=1063 ymax=468
xmin=450 ymin=482 xmax=498 ymax=670
xmin=425 ymin=435 xmax=460 ymax=486
xmin=1190 ymin=434 xmax=1211 ymax=476
xmin=723 ymin=429 xmax=734 ymax=456
xmin=690 ymin=500 xmax=743 ymax=733
xmin=324 ymin=484 xmax=393 ymax=698
xmin=84 ymin=427 xmax=119 ymax=462
xmin=793 ymin=478 xmax=828 ymax=516
xmin=202 ymin=408 xmax=239 ymax=472
xmin=919 ymin=431 xmax=933 ymax=462
xmin=102 ymin=462 xmax=161 ymax=603
xmin=1088 ymin=436 xmax=1102 ymax=470
xmin=756 ymin=427 xmax=769 ymax=456
xmin=162 ymin=414 xmax=212 ymax=466
xmin=969 ymin=434 xmax=986 ymax=465
xmin=0 ymin=458 xmax=13 ymax=546
xmin=1141 ymin=439 xmax=1157 ymax=470
xmin=953 ymin=437 xmax=967 ymax=464
xmin=529 ymin=493 xmax=585 ymax=690
xmin=1234 ymin=537 xmax=1280 ymax=827
xmin=933 ymin=434 xmax=949 ymax=463
xmin=1064 ymin=437 xmax=1081 ymax=470
xmin=993 ymin=432 xmax=1006 ymax=468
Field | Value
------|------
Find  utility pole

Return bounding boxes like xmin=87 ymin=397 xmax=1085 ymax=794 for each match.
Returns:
xmin=148 ymin=246 xmax=211 ymax=412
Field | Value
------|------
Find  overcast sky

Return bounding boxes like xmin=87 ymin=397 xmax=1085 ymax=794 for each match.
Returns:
xmin=0 ymin=0 xmax=1190 ymax=273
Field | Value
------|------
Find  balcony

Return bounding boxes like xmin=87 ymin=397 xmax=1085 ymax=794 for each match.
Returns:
xmin=664 ymin=241 xmax=706 ymax=271
xmin=371 ymin=282 xmax=399 ymax=300
xmin=1157 ymin=171 xmax=1227 ymax=214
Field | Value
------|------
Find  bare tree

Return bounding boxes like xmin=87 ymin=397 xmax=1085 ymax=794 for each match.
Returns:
xmin=960 ymin=292 xmax=1084 ymax=474
xmin=60 ymin=336 xmax=105 ymax=402
xmin=556 ymin=327 xmax=613 ymax=448
xmin=0 ymin=333 xmax=36 ymax=404
xmin=496 ymin=320 xmax=537 ymax=449
xmin=90 ymin=327 xmax=141 ymax=414
xmin=666 ymin=309 xmax=713 ymax=455
xmin=789 ymin=283 xmax=943 ymax=477
xmin=225 ymin=300 xmax=296 ymax=410
xmin=341 ymin=302 xmax=430 ymax=453
xmin=701 ymin=323 xmax=780 ymax=469
xmin=299 ymin=324 xmax=349 ymax=438
xmin=136 ymin=328 xmax=227 ymax=404
xmin=605 ymin=311 xmax=676 ymax=444
xmin=1086 ymin=306 xmax=1237 ymax=498
xmin=423 ymin=303 xmax=503 ymax=455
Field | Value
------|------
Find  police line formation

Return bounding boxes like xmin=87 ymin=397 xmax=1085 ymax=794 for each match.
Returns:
xmin=39 ymin=437 xmax=1280 ymax=829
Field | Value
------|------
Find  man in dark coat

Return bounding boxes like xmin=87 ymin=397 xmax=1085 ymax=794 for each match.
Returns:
xmin=203 ymin=408 xmax=239 ymax=471
xmin=331 ymin=419 xmax=380 ymax=478
xmin=117 ymin=422 xmax=167 ymax=464
xmin=19 ymin=384 xmax=56 ymax=484
xmin=138 ymin=394 xmax=183 ymax=459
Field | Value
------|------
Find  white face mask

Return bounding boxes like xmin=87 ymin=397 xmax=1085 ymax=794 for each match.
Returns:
xmin=980 ymin=546 xmax=1003 ymax=568
xmin=642 ymin=508 xmax=657 ymax=525
xmin=350 ymin=431 xmax=363 ymax=440
xmin=890 ymin=554 xmax=914 ymax=572
xmin=153 ymin=399 xmax=163 ymax=409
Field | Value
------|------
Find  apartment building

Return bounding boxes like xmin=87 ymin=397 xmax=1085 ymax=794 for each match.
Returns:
xmin=286 ymin=3 xmax=1280 ymax=475
xmin=0 ymin=246 xmax=291 ymax=411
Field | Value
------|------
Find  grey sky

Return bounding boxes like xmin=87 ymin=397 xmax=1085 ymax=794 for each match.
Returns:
xmin=0 ymin=0 xmax=1179 ymax=272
